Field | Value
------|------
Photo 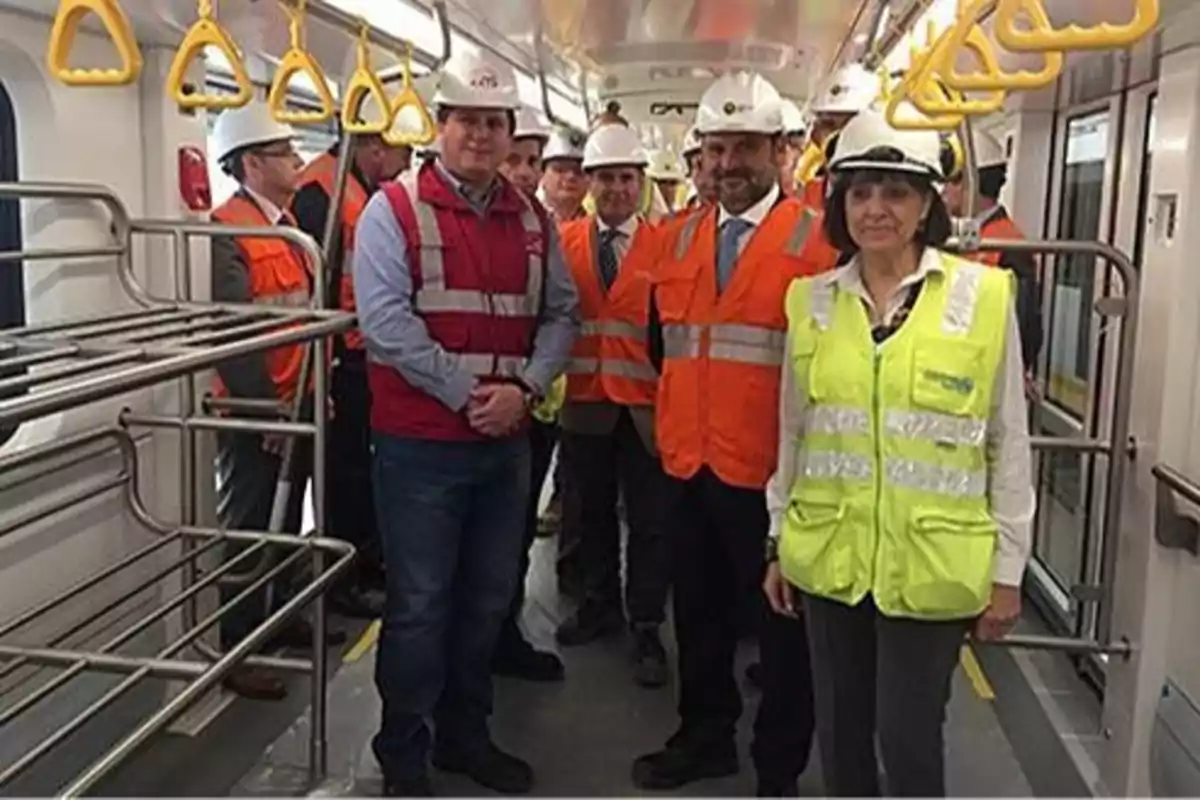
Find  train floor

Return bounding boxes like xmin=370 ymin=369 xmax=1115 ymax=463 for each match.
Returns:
xmin=78 ymin=533 xmax=1107 ymax=798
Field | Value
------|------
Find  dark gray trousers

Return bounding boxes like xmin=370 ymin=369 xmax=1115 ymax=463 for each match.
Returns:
xmin=803 ymin=592 xmax=970 ymax=797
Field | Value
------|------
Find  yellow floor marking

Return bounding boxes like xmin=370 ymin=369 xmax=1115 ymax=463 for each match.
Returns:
xmin=960 ymin=643 xmax=996 ymax=701
xmin=343 ymin=619 xmax=381 ymax=664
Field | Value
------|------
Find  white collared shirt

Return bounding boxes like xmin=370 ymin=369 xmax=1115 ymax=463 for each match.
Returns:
xmin=716 ymin=182 xmax=781 ymax=257
xmin=242 ymin=186 xmax=286 ymax=225
xmin=764 ymin=248 xmax=1036 ymax=587
xmin=596 ymin=214 xmax=640 ymax=261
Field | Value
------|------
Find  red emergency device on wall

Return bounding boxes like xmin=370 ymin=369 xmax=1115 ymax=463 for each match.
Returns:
xmin=178 ymin=145 xmax=212 ymax=212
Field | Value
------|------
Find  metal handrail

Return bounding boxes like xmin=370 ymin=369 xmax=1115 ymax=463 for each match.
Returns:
xmin=1152 ymin=462 xmax=1200 ymax=554
xmin=947 ymin=236 xmax=1140 ymax=658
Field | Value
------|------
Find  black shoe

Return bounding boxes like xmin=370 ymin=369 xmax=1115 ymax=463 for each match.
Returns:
xmin=222 ymin=666 xmax=287 ymax=701
xmin=432 ymin=742 xmax=533 ymax=795
xmin=632 ymin=626 xmax=668 ymax=688
xmin=330 ymin=586 xmax=385 ymax=619
xmin=745 ymin=661 xmax=762 ymax=690
xmin=382 ymin=774 xmax=434 ymax=797
xmin=266 ymin=619 xmax=347 ymax=650
xmin=555 ymin=603 xmax=624 ymax=647
xmin=756 ymin=778 xmax=799 ymax=797
xmin=493 ymin=636 xmax=565 ymax=682
xmin=632 ymin=739 xmax=739 ymax=790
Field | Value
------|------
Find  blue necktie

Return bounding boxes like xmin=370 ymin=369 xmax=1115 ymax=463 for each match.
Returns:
xmin=599 ymin=229 xmax=621 ymax=290
xmin=717 ymin=218 xmax=752 ymax=293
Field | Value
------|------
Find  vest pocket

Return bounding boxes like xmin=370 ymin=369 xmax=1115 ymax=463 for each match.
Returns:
xmin=911 ymin=339 xmax=985 ymax=416
xmin=780 ymin=500 xmax=853 ymax=597
xmin=899 ymin=508 xmax=996 ymax=619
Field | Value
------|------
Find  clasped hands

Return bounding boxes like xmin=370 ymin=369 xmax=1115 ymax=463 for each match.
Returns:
xmin=466 ymin=382 xmax=528 ymax=437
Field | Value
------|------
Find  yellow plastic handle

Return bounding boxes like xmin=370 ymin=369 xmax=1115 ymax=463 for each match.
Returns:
xmin=342 ymin=20 xmax=390 ymax=134
xmin=936 ymin=0 xmax=1062 ymax=91
xmin=269 ymin=0 xmax=336 ymax=124
xmin=384 ymin=42 xmax=436 ymax=147
xmin=48 ymin=0 xmax=143 ymax=86
xmin=994 ymin=0 xmax=1159 ymax=52
xmin=883 ymin=64 xmax=965 ymax=131
xmin=907 ymin=29 xmax=1005 ymax=116
xmin=167 ymin=0 xmax=253 ymax=109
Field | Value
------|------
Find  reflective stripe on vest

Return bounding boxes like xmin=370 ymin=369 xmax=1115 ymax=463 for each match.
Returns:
xmin=661 ymin=322 xmax=786 ymax=366
xmin=398 ymin=171 xmax=544 ymax=319
xmin=778 ymin=255 xmax=1011 ymax=621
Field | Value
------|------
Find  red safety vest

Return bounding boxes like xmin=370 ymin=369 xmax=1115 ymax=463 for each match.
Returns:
xmin=368 ymin=163 xmax=549 ymax=440
xmin=210 ymin=194 xmax=311 ymax=403
xmin=561 ymin=218 xmax=660 ymax=407
xmin=297 ymin=152 xmax=369 ymax=350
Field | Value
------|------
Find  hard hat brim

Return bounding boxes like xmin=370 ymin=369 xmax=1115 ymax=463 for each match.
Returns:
xmin=583 ymin=158 xmax=649 ymax=171
xmin=830 ymin=157 xmax=941 ymax=179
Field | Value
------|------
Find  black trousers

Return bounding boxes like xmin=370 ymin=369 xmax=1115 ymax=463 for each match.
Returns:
xmin=561 ymin=412 xmax=671 ymax=626
xmin=804 ymin=593 xmax=970 ymax=797
xmin=497 ymin=418 xmax=558 ymax=651
xmin=669 ymin=467 xmax=814 ymax=780
xmin=328 ymin=351 xmax=382 ymax=587
xmin=215 ymin=417 xmax=312 ymax=649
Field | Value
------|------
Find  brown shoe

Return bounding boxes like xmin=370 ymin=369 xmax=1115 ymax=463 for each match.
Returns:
xmin=223 ymin=666 xmax=287 ymax=701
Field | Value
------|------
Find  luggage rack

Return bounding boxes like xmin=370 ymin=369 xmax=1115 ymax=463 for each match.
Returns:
xmin=0 ymin=182 xmax=356 ymax=796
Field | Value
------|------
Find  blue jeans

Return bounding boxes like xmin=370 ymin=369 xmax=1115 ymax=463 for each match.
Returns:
xmin=370 ymin=433 xmax=531 ymax=782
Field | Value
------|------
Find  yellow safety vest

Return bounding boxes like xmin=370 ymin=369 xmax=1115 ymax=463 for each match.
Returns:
xmin=779 ymin=253 xmax=1012 ymax=621
xmin=532 ymin=375 xmax=566 ymax=424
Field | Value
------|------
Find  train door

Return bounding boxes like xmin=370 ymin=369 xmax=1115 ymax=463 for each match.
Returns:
xmin=1029 ymin=55 xmax=1158 ymax=678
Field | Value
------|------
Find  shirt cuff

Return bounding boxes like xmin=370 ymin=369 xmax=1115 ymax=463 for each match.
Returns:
xmin=991 ymin=553 xmax=1027 ymax=587
xmin=768 ymin=515 xmax=783 ymax=542
xmin=441 ymin=369 xmax=478 ymax=413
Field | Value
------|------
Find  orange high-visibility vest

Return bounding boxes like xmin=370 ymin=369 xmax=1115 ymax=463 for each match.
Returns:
xmin=210 ymin=195 xmax=312 ymax=403
xmin=654 ymin=197 xmax=840 ymax=490
xmin=297 ymin=152 xmax=369 ymax=350
xmin=800 ymin=176 xmax=826 ymax=213
xmin=975 ymin=211 xmax=1025 ymax=266
xmin=561 ymin=217 xmax=660 ymax=406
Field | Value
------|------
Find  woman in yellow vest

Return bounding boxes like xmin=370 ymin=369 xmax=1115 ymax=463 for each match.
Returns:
xmin=762 ymin=106 xmax=1035 ymax=796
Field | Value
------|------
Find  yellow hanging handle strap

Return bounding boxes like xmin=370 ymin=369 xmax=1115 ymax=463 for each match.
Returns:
xmin=937 ymin=0 xmax=1062 ymax=91
xmin=884 ymin=62 xmax=965 ymax=132
xmin=342 ymin=19 xmax=390 ymax=134
xmin=906 ymin=21 xmax=1005 ymax=117
xmin=384 ymin=40 xmax=437 ymax=147
xmin=167 ymin=0 xmax=253 ymax=109
xmin=994 ymin=0 xmax=1159 ymax=52
xmin=47 ymin=0 xmax=143 ymax=86
xmin=269 ymin=0 xmax=337 ymax=124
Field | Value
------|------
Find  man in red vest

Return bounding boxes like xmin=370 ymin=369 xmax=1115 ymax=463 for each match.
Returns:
xmin=351 ymin=50 xmax=579 ymax=796
xmin=290 ymin=134 xmax=411 ymax=620
xmin=208 ymin=102 xmax=345 ymax=701
xmin=942 ymin=128 xmax=1044 ymax=385
xmin=553 ymin=123 xmax=671 ymax=688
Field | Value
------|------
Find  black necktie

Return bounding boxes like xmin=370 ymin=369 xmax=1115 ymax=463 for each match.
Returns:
xmin=599 ymin=229 xmax=621 ymax=290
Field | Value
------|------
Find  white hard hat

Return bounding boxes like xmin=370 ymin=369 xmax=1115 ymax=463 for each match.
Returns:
xmin=514 ymin=106 xmax=549 ymax=141
xmin=211 ymin=102 xmax=296 ymax=163
xmin=828 ymin=106 xmax=943 ymax=179
xmin=543 ymin=125 xmax=587 ymax=162
xmin=433 ymin=50 xmax=520 ymax=110
xmin=696 ymin=72 xmax=784 ymax=135
xmin=583 ymin=124 xmax=648 ymax=171
xmin=811 ymin=63 xmax=881 ymax=115
xmin=647 ymin=149 xmax=685 ymax=181
xmin=780 ymin=99 xmax=808 ymax=135
xmin=681 ymin=125 xmax=702 ymax=158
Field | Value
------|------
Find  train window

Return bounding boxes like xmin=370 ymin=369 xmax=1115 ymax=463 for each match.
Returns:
xmin=1046 ymin=110 xmax=1109 ymax=419
xmin=0 ymin=80 xmax=24 ymax=447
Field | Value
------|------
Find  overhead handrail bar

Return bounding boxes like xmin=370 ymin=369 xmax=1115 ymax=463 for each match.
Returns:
xmin=46 ymin=0 xmax=143 ymax=86
xmin=268 ymin=0 xmax=337 ymax=124
xmin=341 ymin=18 xmax=391 ymax=134
xmin=994 ymin=0 xmax=1160 ymax=52
xmin=937 ymin=0 xmax=1063 ymax=92
xmin=166 ymin=0 xmax=253 ymax=110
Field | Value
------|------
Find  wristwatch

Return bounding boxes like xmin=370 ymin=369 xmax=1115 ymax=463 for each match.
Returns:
xmin=764 ymin=536 xmax=780 ymax=564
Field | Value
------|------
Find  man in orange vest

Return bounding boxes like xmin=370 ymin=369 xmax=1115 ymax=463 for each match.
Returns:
xmin=209 ymin=103 xmax=346 ymax=701
xmin=633 ymin=73 xmax=840 ymax=796
xmin=942 ymin=129 xmax=1044 ymax=383
xmin=291 ymin=133 xmax=412 ymax=620
xmin=553 ymin=123 xmax=671 ymax=688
